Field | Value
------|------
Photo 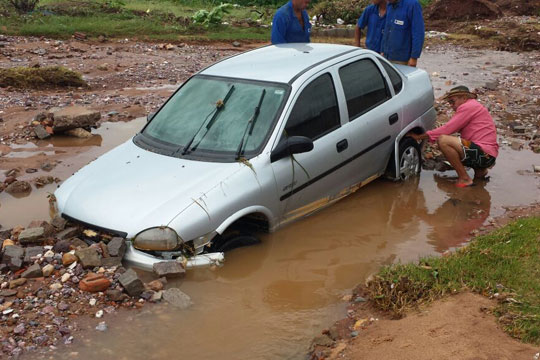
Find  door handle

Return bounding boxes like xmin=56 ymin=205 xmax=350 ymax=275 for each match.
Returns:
xmin=336 ymin=139 xmax=348 ymax=153
xmin=389 ymin=113 xmax=399 ymax=125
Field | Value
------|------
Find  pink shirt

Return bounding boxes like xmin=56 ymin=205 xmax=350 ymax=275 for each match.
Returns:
xmin=427 ymin=99 xmax=499 ymax=157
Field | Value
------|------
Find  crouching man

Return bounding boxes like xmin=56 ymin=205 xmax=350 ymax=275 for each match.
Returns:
xmin=408 ymin=86 xmax=499 ymax=187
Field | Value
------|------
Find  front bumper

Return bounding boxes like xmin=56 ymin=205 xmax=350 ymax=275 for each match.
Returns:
xmin=124 ymin=242 xmax=225 ymax=271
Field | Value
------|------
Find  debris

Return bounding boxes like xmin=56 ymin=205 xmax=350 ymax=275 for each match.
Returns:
xmin=42 ymin=264 xmax=54 ymax=277
xmin=48 ymin=106 xmax=101 ymax=133
xmin=152 ymin=261 xmax=186 ymax=278
xmin=107 ymin=237 xmax=126 ymax=258
xmin=21 ymin=263 xmax=43 ymax=278
xmin=75 ymin=248 xmax=101 ymax=269
xmin=118 ymin=268 xmax=144 ymax=297
xmin=62 ymin=252 xmax=78 ymax=266
xmin=162 ymin=288 xmax=192 ymax=309
xmin=95 ymin=321 xmax=107 ymax=331
xmin=79 ymin=273 xmax=111 ymax=293
xmin=18 ymin=227 xmax=45 ymax=245
xmin=34 ymin=124 xmax=51 ymax=139
xmin=2 ymin=245 xmax=24 ymax=270
xmin=5 ymin=181 xmax=31 ymax=194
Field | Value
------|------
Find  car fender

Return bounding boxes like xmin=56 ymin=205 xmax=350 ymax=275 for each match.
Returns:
xmin=390 ymin=106 xmax=437 ymax=179
xmin=215 ymin=205 xmax=276 ymax=235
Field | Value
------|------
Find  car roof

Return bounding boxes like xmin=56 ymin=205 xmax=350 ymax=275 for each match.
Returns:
xmin=199 ymin=43 xmax=364 ymax=84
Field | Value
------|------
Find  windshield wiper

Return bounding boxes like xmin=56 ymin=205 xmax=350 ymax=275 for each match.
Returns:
xmin=235 ymin=89 xmax=266 ymax=160
xmin=180 ymin=85 xmax=235 ymax=156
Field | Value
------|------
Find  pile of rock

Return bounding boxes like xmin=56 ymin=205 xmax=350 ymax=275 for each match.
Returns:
xmin=0 ymin=168 xmax=60 ymax=195
xmin=0 ymin=217 xmax=191 ymax=358
xmin=32 ymin=106 xmax=101 ymax=140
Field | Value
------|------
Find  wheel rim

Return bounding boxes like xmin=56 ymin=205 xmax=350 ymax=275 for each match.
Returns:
xmin=399 ymin=146 xmax=420 ymax=180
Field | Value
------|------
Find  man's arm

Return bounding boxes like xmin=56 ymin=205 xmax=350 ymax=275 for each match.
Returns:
xmin=408 ymin=1 xmax=425 ymax=66
xmin=354 ymin=26 xmax=363 ymax=47
xmin=271 ymin=12 xmax=288 ymax=44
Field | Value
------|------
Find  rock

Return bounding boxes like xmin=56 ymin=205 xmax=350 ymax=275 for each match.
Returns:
xmin=62 ymin=252 xmax=77 ymax=266
xmin=9 ymin=278 xmax=27 ymax=289
xmin=21 ymin=264 xmax=43 ymax=278
xmin=34 ymin=125 xmax=51 ymax=139
xmin=152 ymin=261 xmax=185 ymax=278
xmin=5 ymin=181 xmax=31 ymax=194
xmin=79 ymin=273 xmax=111 ymax=293
xmin=42 ymin=264 xmax=54 ymax=277
xmin=23 ymin=246 xmax=44 ymax=263
xmin=312 ymin=335 xmax=334 ymax=347
xmin=49 ymin=283 xmax=62 ymax=291
xmin=2 ymin=245 xmax=24 ymax=270
xmin=27 ymin=220 xmax=55 ymax=236
xmin=75 ymin=247 xmax=101 ymax=268
xmin=0 ymin=289 xmax=17 ymax=297
xmin=70 ymin=237 xmax=88 ymax=249
xmin=34 ymin=176 xmax=56 ymax=188
xmin=13 ymin=323 xmax=25 ymax=335
xmin=232 ymin=41 xmax=241 ymax=47
xmin=51 ymin=216 xmax=67 ymax=230
xmin=95 ymin=321 xmax=107 ymax=331
xmin=97 ymin=63 xmax=109 ymax=71
xmin=58 ymin=302 xmax=69 ymax=311
xmin=533 ymin=165 xmax=540 ymax=173
xmin=484 ymin=81 xmax=498 ymax=90
xmin=2 ymin=238 xmax=14 ymax=248
xmin=61 ymin=273 xmax=71 ymax=283
xmin=147 ymin=279 xmax=164 ymax=292
xmin=50 ymin=106 xmax=100 ymax=133
xmin=65 ymin=127 xmax=92 ymax=138
xmin=53 ymin=240 xmax=71 ymax=253
xmin=118 ymin=268 xmax=144 ymax=297
xmin=162 ymin=288 xmax=192 ymax=309
xmin=101 ymin=256 xmax=122 ymax=268
xmin=107 ymin=237 xmax=126 ymax=258
xmin=105 ymin=289 xmax=125 ymax=301
xmin=140 ymin=290 xmax=155 ymax=300
xmin=150 ymin=290 xmax=163 ymax=302
xmin=56 ymin=227 xmax=79 ymax=240
xmin=512 ymin=125 xmax=526 ymax=134
xmin=510 ymin=141 xmax=523 ymax=151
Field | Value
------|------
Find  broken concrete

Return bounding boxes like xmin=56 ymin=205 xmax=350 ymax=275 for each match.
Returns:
xmin=18 ymin=227 xmax=45 ymax=245
xmin=118 ymin=268 xmax=144 ymax=297
xmin=49 ymin=106 xmax=100 ymax=133
xmin=75 ymin=247 xmax=101 ymax=269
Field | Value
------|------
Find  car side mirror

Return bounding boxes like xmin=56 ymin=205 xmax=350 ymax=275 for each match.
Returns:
xmin=147 ymin=112 xmax=156 ymax=122
xmin=270 ymin=136 xmax=314 ymax=163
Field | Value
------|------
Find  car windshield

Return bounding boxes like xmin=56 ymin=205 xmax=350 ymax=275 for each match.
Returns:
xmin=142 ymin=76 xmax=288 ymax=158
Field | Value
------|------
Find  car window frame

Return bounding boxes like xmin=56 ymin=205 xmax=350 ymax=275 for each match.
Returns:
xmin=378 ymin=58 xmax=404 ymax=96
xmin=134 ymin=74 xmax=292 ymax=162
xmin=337 ymin=57 xmax=393 ymax=122
xmin=278 ymin=71 xmax=342 ymax=144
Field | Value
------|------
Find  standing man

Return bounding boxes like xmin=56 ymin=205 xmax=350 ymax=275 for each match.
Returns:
xmin=354 ymin=0 xmax=387 ymax=53
xmin=382 ymin=0 xmax=425 ymax=67
xmin=408 ymin=86 xmax=499 ymax=188
xmin=271 ymin=0 xmax=311 ymax=44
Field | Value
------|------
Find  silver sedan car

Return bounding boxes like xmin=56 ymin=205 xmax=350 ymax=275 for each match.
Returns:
xmin=54 ymin=43 xmax=436 ymax=270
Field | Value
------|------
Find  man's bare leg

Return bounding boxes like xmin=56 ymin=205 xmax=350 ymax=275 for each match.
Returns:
xmin=474 ymin=168 xmax=489 ymax=179
xmin=437 ymin=135 xmax=473 ymax=186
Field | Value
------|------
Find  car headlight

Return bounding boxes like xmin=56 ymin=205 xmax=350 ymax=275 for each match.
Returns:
xmin=133 ymin=227 xmax=183 ymax=251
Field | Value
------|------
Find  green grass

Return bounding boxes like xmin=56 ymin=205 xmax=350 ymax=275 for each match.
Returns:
xmin=0 ymin=0 xmax=273 ymax=41
xmin=367 ymin=217 xmax=540 ymax=344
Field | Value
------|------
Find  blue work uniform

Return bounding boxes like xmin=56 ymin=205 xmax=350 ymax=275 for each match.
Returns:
xmin=382 ymin=0 xmax=425 ymax=62
xmin=271 ymin=1 xmax=311 ymax=44
xmin=357 ymin=4 xmax=386 ymax=53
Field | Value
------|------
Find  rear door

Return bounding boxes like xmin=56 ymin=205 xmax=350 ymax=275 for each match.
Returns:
xmin=335 ymin=55 xmax=403 ymax=184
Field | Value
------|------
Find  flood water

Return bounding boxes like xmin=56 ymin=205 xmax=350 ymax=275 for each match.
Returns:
xmin=4 ymin=47 xmax=538 ymax=360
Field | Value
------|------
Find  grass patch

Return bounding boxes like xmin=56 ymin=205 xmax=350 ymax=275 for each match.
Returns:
xmin=0 ymin=66 xmax=87 ymax=89
xmin=367 ymin=217 xmax=540 ymax=344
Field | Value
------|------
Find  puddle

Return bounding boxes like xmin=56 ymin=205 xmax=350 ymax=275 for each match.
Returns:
xmin=25 ymin=148 xmax=540 ymax=360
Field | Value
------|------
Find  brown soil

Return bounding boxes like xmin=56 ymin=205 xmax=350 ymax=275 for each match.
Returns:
xmin=426 ymin=0 xmax=503 ymax=21
xmin=329 ymin=293 xmax=539 ymax=360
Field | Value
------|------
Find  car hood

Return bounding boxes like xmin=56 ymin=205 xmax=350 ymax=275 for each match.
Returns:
xmin=55 ymin=139 xmax=240 ymax=237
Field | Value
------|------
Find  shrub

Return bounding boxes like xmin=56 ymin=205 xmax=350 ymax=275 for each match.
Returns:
xmin=312 ymin=0 xmax=370 ymax=24
xmin=6 ymin=0 xmax=39 ymax=14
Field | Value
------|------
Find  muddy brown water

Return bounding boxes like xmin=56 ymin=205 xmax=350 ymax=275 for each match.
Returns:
xmin=3 ymin=48 xmax=538 ymax=359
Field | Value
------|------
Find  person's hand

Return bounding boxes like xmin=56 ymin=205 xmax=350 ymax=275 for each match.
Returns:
xmin=407 ymin=58 xmax=417 ymax=67
xmin=407 ymin=132 xmax=423 ymax=141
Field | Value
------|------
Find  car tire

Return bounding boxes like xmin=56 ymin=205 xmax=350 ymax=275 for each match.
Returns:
xmin=389 ymin=137 xmax=422 ymax=181
xmin=209 ymin=230 xmax=260 ymax=253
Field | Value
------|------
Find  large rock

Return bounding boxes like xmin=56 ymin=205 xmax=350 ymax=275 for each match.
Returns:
xmin=23 ymin=246 xmax=44 ymax=263
xmin=153 ymin=261 xmax=185 ymax=278
xmin=75 ymin=247 xmax=101 ymax=269
xmin=162 ymin=288 xmax=192 ymax=309
xmin=18 ymin=227 xmax=45 ymax=245
xmin=53 ymin=240 xmax=71 ymax=253
xmin=21 ymin=263 xmax=43 ymax=278
xmin=107 ymin=237 xmax=126 ymax=258
xmin=56 ymin=227 xmax=79 ymax=240
xmin=2 ymin=245 xmax=24 ymax=270
xmin=5 ymin=181 xmax=31 ymax=194
xmin=50 ymin=106 xmax=101 ymax=133
xmin=118 ymin=268 xmax=144 ymax=297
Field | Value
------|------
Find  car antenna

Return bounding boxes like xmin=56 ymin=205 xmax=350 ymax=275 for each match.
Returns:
xmin=188 ymin=85 xmax=236 ymax=154
xmin=235 ymin=89 xmax=266 ymax=160
xmin=179 ymin=85 xmax=235 ymax=156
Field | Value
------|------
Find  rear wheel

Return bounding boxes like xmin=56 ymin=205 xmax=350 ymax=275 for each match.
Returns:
xmin=388 ymin=137 xmax=421 ymax=181
xmin=398 ymin=137 xmax=421 ymax=181
xmin=209 ymin=229 xmax=260 ymax=253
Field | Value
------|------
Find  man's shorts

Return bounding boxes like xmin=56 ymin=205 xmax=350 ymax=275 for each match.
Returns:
xmin=461 ymin=139 xmax=496 ymax=169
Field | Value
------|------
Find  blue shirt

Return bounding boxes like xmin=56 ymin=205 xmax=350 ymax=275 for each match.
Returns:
xmin=357 ymin=4 xmax=386 ymax=53
xmin=382 ymin=0 xmax=425 ymax=62
xmin=271 ymin=1 xmax=311 ymax=44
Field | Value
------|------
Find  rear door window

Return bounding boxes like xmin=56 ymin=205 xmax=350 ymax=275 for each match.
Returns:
xmin=339 ymin=59 xmax=391 ymax=121
xmin=284 ymin=73 xmax=340 ymax=141
xmin=381 ymin=61 xmax=403 ymax=94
